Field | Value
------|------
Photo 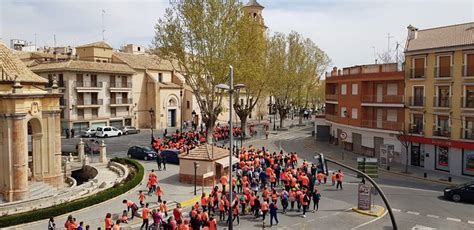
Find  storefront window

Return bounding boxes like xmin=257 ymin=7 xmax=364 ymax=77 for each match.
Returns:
xmin=435 ymin=145 xmax=449 ymax=171
xmin=463 ymin=149 xmax=474 ymax=176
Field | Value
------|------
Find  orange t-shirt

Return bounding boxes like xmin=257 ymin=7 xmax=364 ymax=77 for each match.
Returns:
xmin=301 ymin=176 xmax=309 ymax=186
xmin=261 ymin=202 xmax=269 ymax=211
xmin=142 ymin=207 xmax=150 ymax=219
xmin=139 ymin=193 xmax=145 ymax=201
xmin=105 ymin=217 xmax=113 ymax=228
xmin=160 ymin=203 xmax=167 ymax=212
xmin=220 ymin=176 xmax=228 ymax=185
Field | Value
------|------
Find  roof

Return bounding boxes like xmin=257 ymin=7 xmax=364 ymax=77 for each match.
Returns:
xmin=244 ymin=0 xmax=264 ymax=8
xmin=406 ymin=22 xmax=474 ymax=52
xmin=180 ymin=144 xmax=229 ymax=161
xmin=159 ymin=82 xmax=182 ymax=89
xmin=29 ymin=60 xmax=135 ymax=74
xmin=76 ymin=41 xmax=113 ymax=49
xmin=0 ymin=42 xmax=48 ymax=83
xmin=113 ymin=52 xmax=176 ymax=71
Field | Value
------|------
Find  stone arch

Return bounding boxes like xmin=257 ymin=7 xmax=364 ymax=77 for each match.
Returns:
xmin=27 ymin=117 xmax=43 ymax=181
xmin=165 ymin=94 xmax=180 ymax=128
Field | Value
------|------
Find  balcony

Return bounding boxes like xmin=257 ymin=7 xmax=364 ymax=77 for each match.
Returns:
xmin=461 ymin=97 xmax=474 ymax=109
xmin=434 ymin=66 xmax=453 ymax=79
xmin=433 ymin=126 xmax=451 ymax=138
xmin=325 ymin=114 xmax=338 ymax=122
xmin=109 ymin=82 xmax=133 ymax=92
xmin=433 ymin=96 xmax=451 ymax=108
xmin=408 ymin=96 xmax=425 ymax=107
xmin=109 ymin=98 xmax=133 ymax=107
xmin=409 ymin=123 xmax=424 ymax=135
xmin=461 ymin=129 xmax=474 ymax=140
xmin=410 ymin=68 xmax=426 ymax=79
xmin=361 ymin=95 xmax=404 ymax=104
xmin=75 ymin=81 xmax=103 ymax=92
xmin=463 ymin=65 xmax=474 ymax=78
xmin=361 ymin=120 xmax=403 ymax=131
xmin=76 ymin=99 xmax=103 ymax=108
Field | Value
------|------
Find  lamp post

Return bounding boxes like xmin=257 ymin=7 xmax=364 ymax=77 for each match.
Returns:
xmin=216 ymin=66 xmax=245 ymax=230
xmin=273 ymin=104 xmax=277 ymax=131
xmin=180 ymin=90 xmax=184 ymax=134
xmin=149 ymin=108 xmax=155 ymax=144
xmin=192 ymin=110 xmax=196 ymax=129
xmin=193 ymin=161 xmax=199 ymax=195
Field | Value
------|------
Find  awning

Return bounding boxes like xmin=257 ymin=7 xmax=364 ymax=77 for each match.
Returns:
xmin=215 ymin=156 xmax=240 ymax=168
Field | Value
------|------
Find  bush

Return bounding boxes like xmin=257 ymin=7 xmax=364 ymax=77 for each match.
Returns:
xmin=0 ymin=158 xmax=144 ymax=228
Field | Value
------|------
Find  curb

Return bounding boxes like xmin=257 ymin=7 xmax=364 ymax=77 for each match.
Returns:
xmin=352 ymin=205 xmax=386 ymax=217
xmin=380 ymin=169 xmax=457 ymax=186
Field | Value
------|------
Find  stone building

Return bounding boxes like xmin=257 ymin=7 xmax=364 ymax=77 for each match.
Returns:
xmin=0 ymin=42 xmax=64 ymax=201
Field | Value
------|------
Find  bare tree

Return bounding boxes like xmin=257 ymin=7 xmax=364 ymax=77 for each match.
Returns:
xmin=396 ymin=125 xmax=411 ymax=173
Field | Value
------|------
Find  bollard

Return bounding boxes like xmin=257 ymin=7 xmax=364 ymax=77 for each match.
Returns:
xmin=424 ymin=173 xmax=427 ymax=178
xmin=448 ymin=177 xmax=452 ymax=182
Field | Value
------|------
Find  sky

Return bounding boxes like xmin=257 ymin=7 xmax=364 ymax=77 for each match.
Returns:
xmin=1 ymin=0 xmax=473 ymax=69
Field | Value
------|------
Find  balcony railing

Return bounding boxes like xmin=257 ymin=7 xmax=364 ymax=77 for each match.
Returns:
xmin=408 ymin=96 xmax=425 ymax=107
xmin=463 ymin=65 xmax=474 ymax=77
xmin=410 ymin=68 xmax=426 ymax=79
xmin=460 ymin=97 xmax=474 ymax=108
xmin=325 ymin=114 xmax=338 ymax=122
xmin=361 ymin=120 xmax=403 ymax=131
xmin=109 ymin=82 xmax=132 ymax=88
xmin=110 ymin=98 xmax=133 ymax=105
xmin=433 ymin=96 xmax=451 ymax=108
xmin=409 ymin=123 xmax=424 ymax=135
xmin=433 ymin=126 xmax=451 ymax=137
xmin=326 ymin=94 xmax=338 ymax=101
xmin=75 ymin=81 xmax=103 ymax=88
xmin=361 ymin=95 xmax=404 ymax=104
xmin=434 ymin=66 xmax=453 ymax=78
xmin=77 ymin=99 xmax=103 ymax=106
xmin=461 ymin=129 xmax=474 ymax=140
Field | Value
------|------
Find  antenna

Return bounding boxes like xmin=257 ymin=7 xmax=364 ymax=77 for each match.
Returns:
xmin=54 ymin=34 xmax=56 ymax=47
xmin=372 ymin=46 xmax=376 ymax=64
xmin=386 ymin=33 xmax=394 ymax=54
xmin=102 ymin=9 xmax=106 ymax=41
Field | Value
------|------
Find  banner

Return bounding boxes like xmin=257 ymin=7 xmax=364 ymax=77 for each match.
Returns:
xmin=435 ymin=146 xmax=449 ymax=171
xmin=357 ymin=183 xmax=372 ymax=210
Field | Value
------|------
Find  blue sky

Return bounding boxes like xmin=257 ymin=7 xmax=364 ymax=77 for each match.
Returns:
xmin=1 ymin=0 xmax=473 ymax=69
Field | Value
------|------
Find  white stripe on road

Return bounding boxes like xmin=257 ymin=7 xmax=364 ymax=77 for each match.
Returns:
xmin=407 ymin=211 xmax=420 ymax=215
xmin=307 ymin=219 xmax=315 ymax=223
xmin=292 ymin=223 xmax=301 ymax=226
xmin=391 ymin=208 xmax=401 ymax=212
xmin=427 ymin=214 xmax=439 ymax=219
xmin=351 ymin=209 xmax=388 ymax=230
xmin=320 ymin=215 xmax=328 ymax=219
xmin=446 ymin=217 xmax=461 ymax=222
xmin=468 ymin=220 xmax=474 ymax=224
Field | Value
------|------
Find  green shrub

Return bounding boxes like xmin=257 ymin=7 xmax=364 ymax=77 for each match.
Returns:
xmin=0 ymin=158 xmax=144 ymax=228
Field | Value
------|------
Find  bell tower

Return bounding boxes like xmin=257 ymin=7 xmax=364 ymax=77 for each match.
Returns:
xmin=243 ymin=0 xmax=266 ymax=28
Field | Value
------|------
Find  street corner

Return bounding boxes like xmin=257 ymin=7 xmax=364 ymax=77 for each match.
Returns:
xmin=352 ymin=205 xmax=386 ymax=218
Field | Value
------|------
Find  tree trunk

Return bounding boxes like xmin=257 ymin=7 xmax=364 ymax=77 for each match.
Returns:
xmin=299 ymin=109 xmax=304 ymax=125
xmin=279 ymin=110 xmax=286 ymax=128
xmin=240 ymin=115 xmax=248 ymax=138
xmin=204 ymin=113 xmax=217 ymax=144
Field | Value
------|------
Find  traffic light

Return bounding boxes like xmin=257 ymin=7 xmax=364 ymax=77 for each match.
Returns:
xmin=314 ymin=153 xmax=328 ymax=175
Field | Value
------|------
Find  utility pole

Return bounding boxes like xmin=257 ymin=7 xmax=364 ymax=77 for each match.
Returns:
xmin=386 ymin=33 xmax=394 ymax=54
xmin=102 ymin=9 xmax=106 ymax=41
xmin=395 ymin=42 xmax=400 ymax=70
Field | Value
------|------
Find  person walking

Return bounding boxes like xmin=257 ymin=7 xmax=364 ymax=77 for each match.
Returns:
xmin=312 ymin=189 xmax=321 ymax=212
xmin=112 ymin=220 xmax=121 ymax=230
xmin=65 ymin=128 xmax=70 ymax=139
xmin=301 ymin=191 xmax=310 ymax=218
xmin=122 ymin=199 xmax=138 ymax=219
xmin=162 ymin=155 xmax=167 ymax=171
xmin=331 ymin=172 xmax=336 ymax=186
xmin=140 ymin=203 xmax=150 ymax=230
xmin=139 ymin=190 xmax=146 ymax=207
xmin=336 ymin=170 xmax=343 ymax=190
xmin=269 ymin=201 xmax=279 ymax=226
xmin=105 ymin=213 xmax=113 ymax=230
xmin=48 ymin=217 xmax=56 ymax=230
xmin=280 ymin=189 xmax=289 ymax=214
xmin=156 ymin=153 xmax=162 ymax=171
xmin=156 ymin=186 xmax=164 ymax=203
xmin=71 ymin=128 xmax=75 ymax=138
xmin=261 ymin=199 xmax=269 ymax=221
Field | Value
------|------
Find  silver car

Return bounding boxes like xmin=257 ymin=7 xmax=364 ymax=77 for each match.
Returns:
xmin=121 ymin=126 xmax=140 ymax=135
xmin=81 ymin=128 xmax=97 ymax=137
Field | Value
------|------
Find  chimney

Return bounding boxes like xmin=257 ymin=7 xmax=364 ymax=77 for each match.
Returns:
xmin=407 ymin=24 xmax=418 ymax=40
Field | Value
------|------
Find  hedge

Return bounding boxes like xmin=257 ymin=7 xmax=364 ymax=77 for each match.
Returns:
xmin=0 ymin=158 xmax=144 ymax=228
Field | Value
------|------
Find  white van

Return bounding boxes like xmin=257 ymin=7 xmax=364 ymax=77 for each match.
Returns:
xmin=96 ymin=126 xmax=122 ymax=138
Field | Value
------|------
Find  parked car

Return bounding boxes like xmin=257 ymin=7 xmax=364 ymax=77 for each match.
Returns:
xmin=127 ymin=146 xmax=157 ymax=161
xmin=96 ymin=126 xmax=122 ymax=138
xmin=121 ymin=126 xmax=140 ymax=135
xmin=81 ymin=128 xmax=97 ymax=137
xmin=444 ymin=182 xmax=474 ymax=203
xmin=160 ymin=149 xmax=181 ymax=164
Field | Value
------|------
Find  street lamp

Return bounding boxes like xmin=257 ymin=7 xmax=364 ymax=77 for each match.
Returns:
xmin=149 ymin=108 xmax=155 ymax=144
xmin=180 ymin=90 xmax=184 ymax=134
xmin=216 ymin=66 xmax=245 ymax=230
xmin=193 ymin=161 xmax=199 ymax=195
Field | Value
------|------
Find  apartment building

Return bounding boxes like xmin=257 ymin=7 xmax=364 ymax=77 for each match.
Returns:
xmin=403 ymin=22 xmax=474 ymax=177
xmin=325 ymin=63 xmax=405 ymax=158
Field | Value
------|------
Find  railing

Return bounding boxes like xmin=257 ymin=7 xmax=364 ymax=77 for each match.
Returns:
xmin=361 ymin=120 xmax=403 ymax=131
xmin=463 ymin=65 xmax=474 ymax=77
xmin=325 ymin=114 xmax=338 ymax=122
xmin=461 ymin=129 xmax=474 ymax=140
xmin=110 ymin=98 xmax=133 ymax=105
xmin=109 ymin=82 xmax=132 ymax=88
xmin=361 ymin=95 xmax=404 ymax=104
xmin=433 ymin=96 xmax=451 ymax=107
xmin=326 ymin=94 xmax=338 ymax=101
xmin=433 ymin=126 xmax=451 ymax=137
xmin=410 ymin=68 xmax=426 ymax=79
xmin=460 ymin=97 xmax=474 ymax=108
xmin=434 ymin=66 xmax=453 ymax=78
xmin=408 ymin=96 xmax=425 ymax=107
xmin=77 ymin=99 xmax=103 ymax=106
xmin=75 ymin=81 xmax=103 ymax=88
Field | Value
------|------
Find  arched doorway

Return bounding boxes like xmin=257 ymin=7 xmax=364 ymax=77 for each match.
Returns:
xmin=27 ymin=118 xmax=42 ymax=181
xmin=167 ymin=97 xmax=178 ymax=127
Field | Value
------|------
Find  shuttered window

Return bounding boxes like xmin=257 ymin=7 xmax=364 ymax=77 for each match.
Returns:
xmin=414 ymin=58 xmax=425 ymax=78
xmin=467 ymin=54 xmax=474 ymax=76
xmin=438 ymin=56 xmax=451 ymax=77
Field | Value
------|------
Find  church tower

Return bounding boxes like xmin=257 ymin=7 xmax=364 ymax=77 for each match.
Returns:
xmin=242 ymin=0 xmax=267 ymax=29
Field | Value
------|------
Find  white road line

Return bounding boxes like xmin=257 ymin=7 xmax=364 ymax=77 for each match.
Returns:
xmin=351 ymin=209 xmax=388 ymax=230
xmin=292 ymin=223 xmax=302 ymax=226
xmin=427 ymin=214 xmax=439 ymax=219
xmin=391 ymin=208 xmax=401 ymax=212
xmin=407 ymin=211 xmax=420 ymax=215
xmin=468 ymin=220 xmax=474 ymax=224
xmin=320 ymin=215 xmax=328 ymax=219
xmin=446 ymin=217 xmax=461 ymax=222
xmin=307 ymin=219 xmax=315 ymax=223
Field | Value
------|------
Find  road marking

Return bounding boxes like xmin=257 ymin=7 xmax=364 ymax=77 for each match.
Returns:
xmin=307 ymin=219 xmax=315 ymax=223
xmin=468 ymin=220 xmax=474 ymax=224
xmin=391 ymin=208 xmax=401 ymax=212
xmin=291 ymin=223 xmax=301 ymax=226
xmin=320 ymin=215 xmax=328 ymax=219
xmin=411 ymin=225 xmax=437 ymax=230
xmin=351 ymin=209 xmax=388 ymax=230
xmin=426 ymin=214 xmax=439 ymax=219
xmin=407 ymin=211 xmax=420 ymax=215
xmin=446 ymin=217 xmax=461 ymax=222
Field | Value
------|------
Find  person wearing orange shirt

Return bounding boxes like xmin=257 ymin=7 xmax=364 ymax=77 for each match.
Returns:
xmin=301 ymin=174 xmax=309 ymax=189
xmin=331 ymin=172 xmax=337 ymax=186
xmin=219 ymin=197 xmax=226 ymax=221
xmin=301 ymin=191 xmax=310 ymax=218
xmin=156 ymin=186 xmax=164 ymax=203
xmin=271 ymin=189 xmax=278 ymax=204
xmin=122 ymin=199 xmax=138 ymax=220
xmin=270 ymin=172 xmax=276 ymax=189
xmin=336 ymin=170 xmax=344 ymax=190
xmin=296 ymin=189 xmax=303 ymax=212
xmin=289 ymin=189 xmax=296 ymax=211
xmin=139 ymin=190 xmax=146 ymax=207
xmin=160 ymin=200 xmax=168 ymax=217
xmin=262 ymin=186 xmax=270 ymax=201
xmin=141 ymin=203 xmax=150 ymax=230
xmin=317 ymin=172 xmax=324 ymax=185
xmin=208 ymin=216 xmax=217 ymax=230
xmin=112 ymin=220 xmax=121 ymax=230
xmin=261 ymin=200 xmax=269 ymax=221
xmin=105 ymin=213 xmax=113 ymax=230
xmin=177 ymin=219 xmax=189 ymax=230
xmin=220 ymin=175 xmax=228 ymax=192
xmin=201 ymin=193 xmax=209 ymax=211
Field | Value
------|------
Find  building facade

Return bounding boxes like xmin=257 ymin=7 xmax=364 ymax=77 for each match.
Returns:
xmin=403 ymin=22 xmax=474 ymax=177
xmin=325 ymin=63 xmax=405 ymax=158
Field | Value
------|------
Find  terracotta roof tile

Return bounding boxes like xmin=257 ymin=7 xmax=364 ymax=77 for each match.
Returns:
xmin=29 ymin=60 xmax=135 ymax=74
xmin=0 ymin=42 xmax=48 ymax=83
xmin=113 ymin=52 xmax=177 ymax=71
xmin=180 ymin=144 xmax=229 ymax=160
xmin=76 ymin=41 xmax=113 ymax=49
xmin=406 ymin=22 xmax=474 ymax=52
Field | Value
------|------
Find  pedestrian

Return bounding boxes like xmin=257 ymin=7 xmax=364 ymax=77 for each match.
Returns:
xmin=112 ymin=220 xmax=120 ymax=230
xmin=331 ymin=172 xmax=336 ymax=186
xmin=220 ymin=175 xmax=228 ymax=192
xmin=156 ymin=186 xmax=164 ymax=203
xmin=323 ymin=173 xmax=328 ymax=184
xmin=201 ymin=193 xmax=208 ymax=211
xmin=312 ymin=189 xmax=321 ymax=212
xmin=336 ymin=170 xmax=343 ymax=190
xmin=269 ymin=201 xmax=279 ymax=226
xmin=151 ymin=209 xmax=162 ymax=230
xmin=301 ymin=191 xmax=310 ymax=218
xmin=162 ymin=156 xmax=167 ymax=171
xmin=156 ymin=153 xmax=162 ymax=171
xmin=65 ymin=128 xmax=70 ymax=139
xmin=77 ymin=221 xmax=84 ymax=230
xmin=105 ymin=213 xmax=113 ymax=230
xmin=219 ymin=197 xmax=226 ymax=221
xmin=261 ymin=199 xmax=269 ymax=221
xmin=121 ymin=210 xmax=128 ymax=223
xmin=139 ymin=190 xmax=145 ymax=207
xmin=164 ymin=128 xmax=168 ymax=138
xmin=265 ymin=129 xmax=269 ymax=140
xmin=173 ymin=203 xmax=183 ymax=223
xmin=280 ymin=189 xmax=288 ymax=214
xmin=48 ymin=217 xmax=55 ymax=230
xmin=71 ymin=128 xmax=75 ymax=138
xmin=160 ymin=200 xmax=168 ymax=217
xmin=122 ymin=199 xmax=138 ymax=219
xmin=141 ymin=203 xmax=150 ymax=230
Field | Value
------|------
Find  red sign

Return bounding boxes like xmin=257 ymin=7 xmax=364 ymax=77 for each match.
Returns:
xmin=401 ymin=135 xmax=474 ymax=150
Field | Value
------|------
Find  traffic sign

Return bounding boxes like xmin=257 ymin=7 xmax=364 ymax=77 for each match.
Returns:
xmin=340 ymin=131 xmax=347 ymax=140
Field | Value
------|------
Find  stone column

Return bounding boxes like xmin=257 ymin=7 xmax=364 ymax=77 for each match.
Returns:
xmin=78 ymin=138 xmax=85 ymax=162
xmin=99 ymin=140 xmax=107 ymax=163
xmin=11 ymin=116 xmax=28 ymax=201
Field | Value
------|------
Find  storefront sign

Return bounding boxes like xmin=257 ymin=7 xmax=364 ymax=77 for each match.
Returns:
xmin=358 ymin=183 xmax=372 ymax=210
xmin=400 ymin=135 xmax=474 ymax=150
xmin=435 ymin=146 xmax=449 ymax=171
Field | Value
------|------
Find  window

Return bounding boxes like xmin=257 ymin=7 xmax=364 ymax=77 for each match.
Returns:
xmin=387 ymin=83 xmax=398 ymax=95
xmin=435 ymin=145 xmax=449 ymax=171
xmin=187 ymin=101 xmax=190 ymax=109
xmin=351 ymin=108 xmax=358 ymax=119
xmin=465 ymin=54 xmax=474 ymax=76
xmin=413 ymin=58 xmax=425 ymax=78
xmin=111 ymin=108 xmax=116 ymax=117
xmin=341 ymin=84 xmax=347 ymax=95
xmin=436 ymin=86 xmax=450 ymax=107
xmin=437 ymin=55 xmax=451 ymax=77
xmin=351 ymin=84 xmax=358 ymax=95
xmin=158 ymin=73 xmax=163 ymax=83
xmin=410 ymin=114 xmax=424 ymax=134
xmin=387 ymin=109 xmax=397 ymax=122
xmin=92 ymin=108 xmax=98 ymax=118
xmin=463 ymin=117 xmax=474 ymax=139
xmin=464 ymin=86 xmax=474 ymax=108
xmin=341 ymin=107 xmax=347 ymax=118
xmin=435 ymin=115 xmax=450 ymax=137
xmin=413 ymin=86 xmax=424 ymax=106
xmin=138 ymin=47 xmax=141 ymax=51
xmin=77 ymin=109 xmax=84 ymax=119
